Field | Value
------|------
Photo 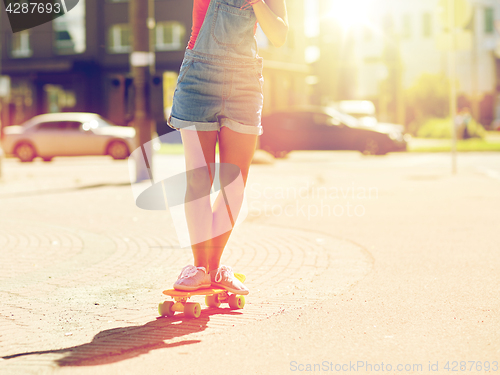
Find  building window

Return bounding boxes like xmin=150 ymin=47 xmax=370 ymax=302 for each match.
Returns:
xmin=422 ymin=12 xmax=432 ymax=38
xmin=44 ymin=85 xmax=76 ymax=113
xmin=484 ymin=7 xmax=494 ymax=34
xmin=155 ymin=21 xmax=186 ymax=51
xmin=12 ymin=30 xmax=32 ymax=58
xmin=401 ymin=14 xmax=411 ymax=39
xmin=53 ymin=0 xmax=86 ymax=54
xmin=108 ymin=24 xmax=132 ymax=53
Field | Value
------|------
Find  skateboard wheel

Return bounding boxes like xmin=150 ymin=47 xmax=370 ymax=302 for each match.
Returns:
xmin=228 ymin=295 xmax=245 ymax=309
xmin=205 ymin=294 xmax=221 ymax=308
xmin=158 ymin=301 xmax=175 ymax=317
xmin=184 ymin=302 xmax=201 ymax=318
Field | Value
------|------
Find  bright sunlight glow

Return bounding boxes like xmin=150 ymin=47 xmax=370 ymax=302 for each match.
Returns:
xmin=323 ymin=0 xmax=375 ymax=31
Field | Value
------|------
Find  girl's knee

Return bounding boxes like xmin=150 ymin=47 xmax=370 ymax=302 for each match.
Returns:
xmin=185 ymin=167 xmax=213 ymax=197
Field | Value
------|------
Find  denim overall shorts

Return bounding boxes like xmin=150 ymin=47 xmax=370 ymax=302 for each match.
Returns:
xmin=167 ymin=0 xmax=264 ymax=135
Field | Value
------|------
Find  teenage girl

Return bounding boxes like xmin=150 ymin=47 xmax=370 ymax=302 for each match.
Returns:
xmin=167 ymin=0 xmax=288 ymax=292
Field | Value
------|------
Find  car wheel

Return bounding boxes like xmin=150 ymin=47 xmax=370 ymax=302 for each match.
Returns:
xmin=14 ymin=142 xmax=36 ymax=162
xmin=107 ymin=140 xmax=129 ymax=160
xmin=361 ymin=138 xmax=380 ymax=155
xmin=42 ymin=157 xmax=53 ymax=162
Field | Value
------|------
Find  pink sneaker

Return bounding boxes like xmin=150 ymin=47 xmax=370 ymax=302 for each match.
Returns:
xmin=209 ymin=265 xmax=249 ymax=295
xmin=173 ymin=265 xmax=211 ymax=291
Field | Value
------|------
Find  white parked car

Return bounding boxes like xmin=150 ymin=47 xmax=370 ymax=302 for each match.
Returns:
xmin=335 ymin=100 xmax=405 ymax=133
xmin=2 ymin=113 xmax=137 ymax=162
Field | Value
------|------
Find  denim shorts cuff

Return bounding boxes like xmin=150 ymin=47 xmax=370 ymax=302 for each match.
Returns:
xmin=169 ymin=116 xmax=219 ymax=131
xmin=220 ymin=118 xmax=263 ymax=135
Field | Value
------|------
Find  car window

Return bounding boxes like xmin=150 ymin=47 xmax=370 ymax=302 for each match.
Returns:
xmin=37 ymin=121 xmax=83 ymax=130
xmin=38 ymin=122 xmax=66 ymax=130
xmin=280 ymin=113 xmax=324 ymax=130
xmin=66 ymin=121 xmax=82 ymax=130
xmin=325 ymin=107 xmax=359 ymax=127
xmin=312 ymin=113 xmax=332 ymax=126
xmin=281 ymin=114 xmax=307 ymax=130
xmin=318 ymin=114 xmax=341 ymax=127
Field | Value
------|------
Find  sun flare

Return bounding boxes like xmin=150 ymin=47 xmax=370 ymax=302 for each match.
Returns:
xmin=323 ymin=0 xmax=375 ymax=30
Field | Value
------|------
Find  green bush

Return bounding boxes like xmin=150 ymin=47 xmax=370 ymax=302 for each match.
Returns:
xmin=417 ymin=117 xmax=486 ymax=139
xmin=405 ymin=73 xmax=451 ymax=135
xmin=465 ymin=118 xmax=487 ymax=139
xmin=406 ymin=74 xmax=450 ymax=118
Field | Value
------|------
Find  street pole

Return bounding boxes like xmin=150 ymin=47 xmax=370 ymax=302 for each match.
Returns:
xmin=448 ymin=0 xmax=458 ymax=175
xmin=130 ymin=0 xmax=154 ymax=182
xmin=148 ymin=0 xmax=156 ymax=76
xmin=470 ymin=5 xmax=479 ymax=121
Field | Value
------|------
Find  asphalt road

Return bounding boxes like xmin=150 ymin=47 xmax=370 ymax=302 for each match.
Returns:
xmin=0 ymin=151 xmax=498 ymax=375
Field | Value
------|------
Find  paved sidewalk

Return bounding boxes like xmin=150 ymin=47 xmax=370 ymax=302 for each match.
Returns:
xmin=0 ymin=154 xmax=370 ymax=374
xmin=0 ymin=151 xmax=499 ymax=374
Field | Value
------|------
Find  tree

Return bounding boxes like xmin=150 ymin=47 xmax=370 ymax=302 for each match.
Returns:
xmin=405 ymin=74 xmax=451 ymax=134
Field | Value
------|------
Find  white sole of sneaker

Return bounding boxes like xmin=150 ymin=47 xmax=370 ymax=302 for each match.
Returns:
xmin=211 ymin=283 xmax=249 ymax=295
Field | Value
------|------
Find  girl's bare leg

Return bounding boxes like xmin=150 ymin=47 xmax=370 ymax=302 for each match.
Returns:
xmin=180 ymin=129 xmax=218 ymax=270
xmin=208 ymin=126 xmax=258 ymax=271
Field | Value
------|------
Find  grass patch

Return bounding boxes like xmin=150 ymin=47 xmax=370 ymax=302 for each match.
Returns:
xmin=417 ymin=116 xmax=486 ymax=139
xmin=409 ymin=137 xmax=500 ymax=152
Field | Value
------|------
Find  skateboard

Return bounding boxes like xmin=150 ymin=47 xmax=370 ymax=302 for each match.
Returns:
xmin=158 ymin=273 xmax=246 ymax=318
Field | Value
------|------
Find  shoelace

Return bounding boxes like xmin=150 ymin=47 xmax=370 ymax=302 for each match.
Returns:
xmin=178 ymin=265 xmax=204 ymax=279
xmin=215 ymin=265 xmax=234 ymax=283
xmin=240 ymin=0 xmax=262 ymax=10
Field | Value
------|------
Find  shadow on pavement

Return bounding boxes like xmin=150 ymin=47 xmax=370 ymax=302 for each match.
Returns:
xmin=2 ymin=309 xmax=243 ymax=367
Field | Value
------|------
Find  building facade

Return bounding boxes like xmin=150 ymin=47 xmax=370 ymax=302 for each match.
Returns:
xmin=255 ymin=0 xmax=310 ymax=113
xmin=311 ymin=0 xmax=500 ymax=127
xmin=353 ymin=0 xmax=500 ymax=126
xmin=1 ymin=0 xmax=191 ymax=131
xmin=1 ymin=0 xmax=310 ymax=132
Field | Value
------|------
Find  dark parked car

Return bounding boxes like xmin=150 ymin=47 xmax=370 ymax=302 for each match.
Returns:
xmin=260 ymin=107 xmax=407 ymax=157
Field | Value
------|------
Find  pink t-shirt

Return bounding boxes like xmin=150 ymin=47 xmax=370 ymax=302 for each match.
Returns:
xmin=187 ymin=0 xmax=257 ymax=50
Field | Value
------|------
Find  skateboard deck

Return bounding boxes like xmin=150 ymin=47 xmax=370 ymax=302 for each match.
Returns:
xmin=159 ymin=273 xmax=246 ymax=318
